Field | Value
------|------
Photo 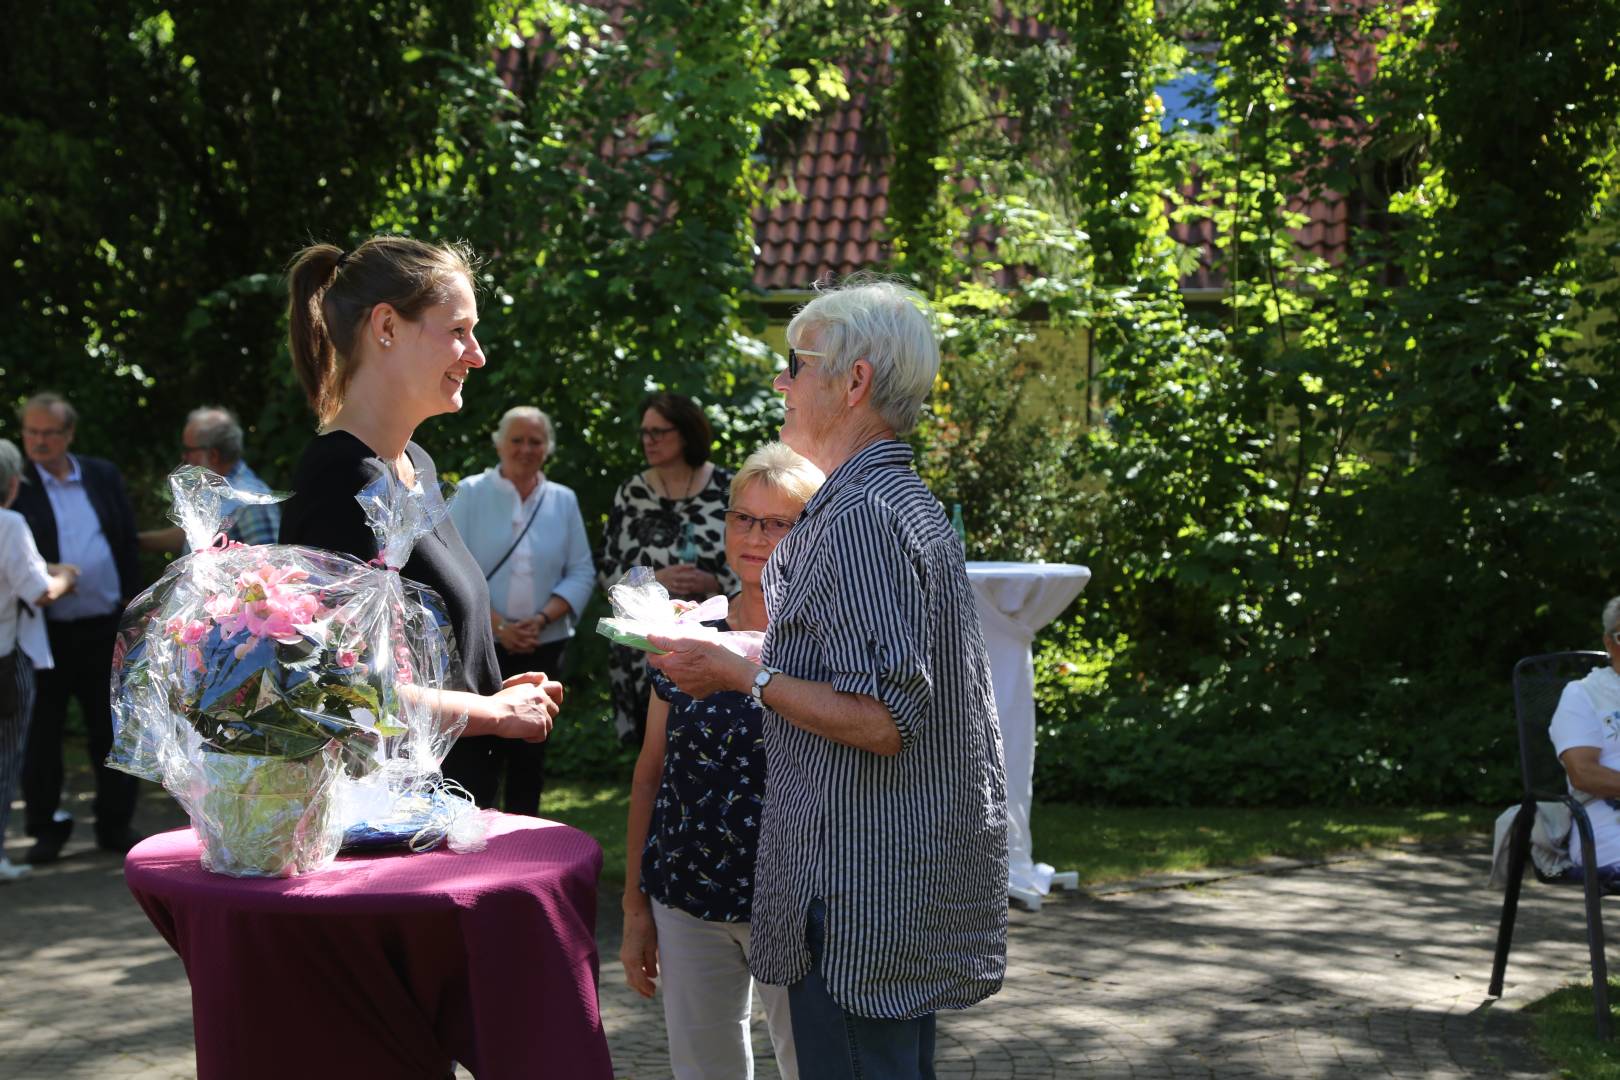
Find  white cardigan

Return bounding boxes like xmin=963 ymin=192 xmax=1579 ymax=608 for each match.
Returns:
xmin=0 ymin=508 xmax=54 ymax=668
xmin=448 ymin=469 xmax=594 ymax=644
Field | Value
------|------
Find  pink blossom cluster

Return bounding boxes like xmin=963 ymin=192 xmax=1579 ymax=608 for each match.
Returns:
xmin=170 ymin=562 xmax=336 ymax=668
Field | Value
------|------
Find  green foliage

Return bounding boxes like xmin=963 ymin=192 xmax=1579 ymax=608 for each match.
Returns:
xmin=1024 ymin=0 xmax=1620 ymax=805
xmin=7 ymin=0 xmax=1620 ymax=808
xmin=891 ymin=0 xmax=1620 ymax=806
xmin=1 ymin=0 xmax=490 ymax=501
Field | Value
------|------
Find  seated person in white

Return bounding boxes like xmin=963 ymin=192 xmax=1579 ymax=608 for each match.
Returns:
xmin=1549 ymin=595 xmax=1620 ymax=876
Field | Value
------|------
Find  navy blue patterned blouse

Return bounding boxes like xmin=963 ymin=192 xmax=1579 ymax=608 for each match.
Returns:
xmin=640 ymin=618 xmax=768 ymax=923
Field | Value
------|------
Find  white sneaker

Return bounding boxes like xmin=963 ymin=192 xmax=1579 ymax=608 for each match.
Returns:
xmin=0 ymin=857 xmax=32 ymax=882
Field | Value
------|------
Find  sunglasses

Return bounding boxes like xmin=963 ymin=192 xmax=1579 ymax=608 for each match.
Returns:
xmin=786 ymin=347 xmax=827 ymax=379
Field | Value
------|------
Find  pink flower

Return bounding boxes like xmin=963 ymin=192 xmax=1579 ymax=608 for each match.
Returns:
xmin=336 ymin=649 xmax=358 ymax=669
xmin=236 ymin=562 xmax=310 ymax=602
xmin=178 ymin=620 xmax=207 ymax=646
xmin=394 ymin=643 xmax=416 ymax=686
xmin=229 ymin=563 xmax=328 ymax=645
xmin=206 ymin=594 xmax=246 ymax=639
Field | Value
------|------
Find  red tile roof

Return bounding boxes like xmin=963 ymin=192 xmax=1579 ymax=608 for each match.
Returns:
xmin=501 ymin=8 xmax=1378 ymax=297
xmin=752 ymin=90 xmax=889 ymax=292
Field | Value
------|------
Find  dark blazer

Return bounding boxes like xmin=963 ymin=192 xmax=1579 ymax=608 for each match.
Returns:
xmin=14 ymin=455 xmax=142 ymax=605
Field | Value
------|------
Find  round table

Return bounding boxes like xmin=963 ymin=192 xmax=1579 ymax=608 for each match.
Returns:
xmin=125 ymin=813 xmax=614 ymax=1079
xmin=965 ymin=561 xmax=1091 ymax=910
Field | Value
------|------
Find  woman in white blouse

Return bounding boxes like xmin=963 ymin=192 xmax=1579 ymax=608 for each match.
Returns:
xmin=0 ymin=439 xmax=78 ymax=880
xmin=447 ymin=407 xmax=594 ymax=814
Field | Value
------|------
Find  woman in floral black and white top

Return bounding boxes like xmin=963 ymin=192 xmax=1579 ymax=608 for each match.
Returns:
xmin=597 ymin=392 xmax=736 ymax=744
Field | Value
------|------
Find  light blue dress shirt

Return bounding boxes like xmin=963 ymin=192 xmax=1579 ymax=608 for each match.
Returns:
xmin=38 ymin=456 xmax=123 ymax=621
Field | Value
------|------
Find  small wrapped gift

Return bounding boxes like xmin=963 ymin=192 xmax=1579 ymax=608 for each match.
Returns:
xmin=595 ymin=566 xmax=762 ymax=659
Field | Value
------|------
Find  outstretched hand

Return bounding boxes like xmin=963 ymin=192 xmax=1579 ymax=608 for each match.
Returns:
xmin=645 ymin=634 xmax=752 ymax=700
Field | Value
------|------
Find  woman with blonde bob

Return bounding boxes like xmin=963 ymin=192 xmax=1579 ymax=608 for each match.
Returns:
xmin=278 ymin=236 xmax=562 ymax=763
xmin=621 ymin=441 xmax=823 ymax=1079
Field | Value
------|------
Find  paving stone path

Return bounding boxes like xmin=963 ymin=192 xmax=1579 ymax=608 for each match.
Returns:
xmin=0 ymin=789 xmax=1595 ymax=1077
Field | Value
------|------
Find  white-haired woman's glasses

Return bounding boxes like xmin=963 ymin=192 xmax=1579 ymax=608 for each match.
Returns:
xmin=786 ymin=347 xmax=827 ymax=380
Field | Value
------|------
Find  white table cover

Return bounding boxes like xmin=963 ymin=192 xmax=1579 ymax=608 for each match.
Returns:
xmin=966 ymin=561 xmax=1091 ymax=896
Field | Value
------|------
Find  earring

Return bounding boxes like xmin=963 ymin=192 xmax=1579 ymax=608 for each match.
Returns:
xmin=380 ymin=338 xmax=392 ymax=348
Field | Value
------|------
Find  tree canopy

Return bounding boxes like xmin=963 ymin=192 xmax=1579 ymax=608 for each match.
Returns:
xmin=4 ymin=0 xmax=1618 ymax=802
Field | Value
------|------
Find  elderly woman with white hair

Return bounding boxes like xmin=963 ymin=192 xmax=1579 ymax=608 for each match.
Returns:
xmin=447 ymin=405 xmax=594 ymax=813
xmin=647 ymin=280 xmax=1009 ymax=1080
xmin=1550 ymin=596 xmax=1620 ymax=885
xmin=0 ymin=439 xmax=79 ymax=881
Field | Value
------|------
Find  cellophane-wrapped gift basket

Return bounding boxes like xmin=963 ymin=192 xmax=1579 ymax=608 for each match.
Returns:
xmin=596 ymin=565 xmax=763 ymax=659
xmin=108 ymin=465 xmax=483 ymax=877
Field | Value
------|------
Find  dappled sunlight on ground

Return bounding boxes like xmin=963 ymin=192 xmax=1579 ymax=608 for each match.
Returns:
xmin=0 ymin=781 xmax=1581 ymax=1077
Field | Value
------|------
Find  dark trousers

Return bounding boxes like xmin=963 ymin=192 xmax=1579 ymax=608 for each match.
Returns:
xmin=24 ymin=614 xmax=137 ymax=839
xmin=789 ymin=899 xmax=938 ymax=1080
xmin=442 ymin=638 xmax=566 ymax=816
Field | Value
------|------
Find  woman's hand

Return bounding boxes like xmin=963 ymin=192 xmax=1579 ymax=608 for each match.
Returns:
xmin=489 ymin=677 xmax=562 ymax=742
xmin=646 ymin=634 xmax=752 ymax=699
xmin=38 ymin=563 xmax=79 ymax=606
xmin=620 ymin=901 xmax=660 ymax=998
xmin=501 ymin=670 xmax=564 ymax=699
xmin=495 ymin=616 xmax=540 ymax=654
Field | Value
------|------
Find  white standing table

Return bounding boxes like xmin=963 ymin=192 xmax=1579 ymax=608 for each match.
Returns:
xmin=965 ymin=561 xmax=1091 ymax=911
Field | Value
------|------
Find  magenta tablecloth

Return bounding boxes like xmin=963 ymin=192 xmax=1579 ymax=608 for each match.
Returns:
xmin=125 ymin=813 xmax=613 ymax=1080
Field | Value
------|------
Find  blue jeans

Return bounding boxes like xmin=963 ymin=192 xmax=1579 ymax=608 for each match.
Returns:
xmin=787 ymin=900 xmax=936 ymax=1080
xmin=1571 ymin=861 xmax=1620 ymax=888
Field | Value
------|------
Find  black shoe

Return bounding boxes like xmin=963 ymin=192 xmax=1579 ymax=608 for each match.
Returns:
xmin=95 ymin=827 xmax=146 ymax=855
xmin=23 ymin=811 xmax=71 ymax=840
xmin=26 ymin=818 xmax=73 ymax=865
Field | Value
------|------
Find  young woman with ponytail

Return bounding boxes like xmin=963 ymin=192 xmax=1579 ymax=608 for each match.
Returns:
xmin=278 ymin=237 xmax=562 ymax=781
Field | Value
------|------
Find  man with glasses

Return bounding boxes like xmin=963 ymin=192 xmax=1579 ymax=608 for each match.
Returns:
xmin=12 ymin=391 xmax=143 ymax=861
xmin=138 ymin=405 xmax=281 ymax=553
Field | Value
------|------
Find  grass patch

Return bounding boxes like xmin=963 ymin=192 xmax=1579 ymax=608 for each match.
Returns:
xmin=1526 ymin=980 xmax=1620 ymax=1078
xmin=541 ymin=778 xmax=1492 ymax=895
xmin=543 ymin=779 xmax=632 ymax=893
xmin=1027 ymin=804 xmax=1493 ymax=884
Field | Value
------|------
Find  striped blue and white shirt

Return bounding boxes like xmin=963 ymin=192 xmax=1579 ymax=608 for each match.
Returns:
xmin=748 ymin=438 xmax=1008 ymax=1019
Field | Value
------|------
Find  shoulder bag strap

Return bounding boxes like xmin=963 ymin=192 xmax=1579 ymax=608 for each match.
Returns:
xmin=485 ymin=483 xmax=548 ymax=580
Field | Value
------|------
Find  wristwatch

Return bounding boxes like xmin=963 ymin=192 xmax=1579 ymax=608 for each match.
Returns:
xmin=750 ymin=665 xmax=781 ymax=703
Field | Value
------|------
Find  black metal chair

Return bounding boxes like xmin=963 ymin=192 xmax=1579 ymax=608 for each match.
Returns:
xmin=1489 ymin=650 xmax=1613 ymax=1038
